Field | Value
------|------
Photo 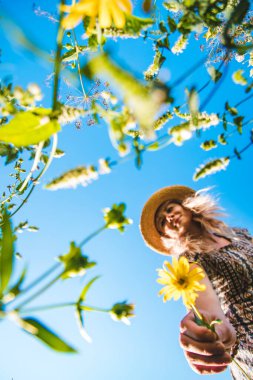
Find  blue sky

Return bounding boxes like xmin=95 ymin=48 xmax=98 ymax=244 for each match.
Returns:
xmin=0 ymin=1 xmax=253 ymax=380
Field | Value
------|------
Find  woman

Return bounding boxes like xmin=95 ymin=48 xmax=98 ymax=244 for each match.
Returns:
xmin=140 ymin=185 xmax=253 ymax=379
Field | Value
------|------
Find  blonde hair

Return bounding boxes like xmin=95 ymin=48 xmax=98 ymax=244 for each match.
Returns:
xmin=160 ymin=188 xmax=235 ymax=256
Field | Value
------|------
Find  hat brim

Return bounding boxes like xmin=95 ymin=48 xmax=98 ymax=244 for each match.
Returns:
xmin=140 ymin=185 xmax=195 ymax=255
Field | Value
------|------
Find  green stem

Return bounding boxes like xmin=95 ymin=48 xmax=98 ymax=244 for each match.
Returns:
xmin=6 ymin=263 xmax=61 ymax=307
xmin=14 ymin=271 xmax=64 ymax=311
xmin=190 ymin=304 xmax=203 ymax=321
xmin=52 ymin=2 xmax=65 ymax=111
xmin=19 ymin=302 xmax=110 ymax=314
xmin=80 ymin=305 xmax=110 ymax=313
xmin=191 ymin=305 xmax=251 ymax=379
xmin=18 ymin=141 xmax=44 ymax=193
xmin=33 ymin=133 xmax=58 ymax=184
xmin=232 ymin=358 xmax=251 ymax=380
xmin=19 ymin=301 xmax=76 ymax=314
xmin=96 ymin=21 xmax=104 ymax=52
xmin=7 ymin=134 xmax=58 ymax=221
xmin=9 ymin=185 xmax=35 ymax=219
xmin=78 ymin=225 xmax=106 ymax=248
xmin=72 ymin=29 xmax=86 ymax=98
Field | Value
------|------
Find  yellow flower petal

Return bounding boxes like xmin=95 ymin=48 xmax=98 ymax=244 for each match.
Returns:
xmin=110 ymin=0 xmax=126 ymax=28
xmin=117 ymin=0 xmax=132 ymax=13
xmin=177 ymin=256 xmax=189 ymax=277
xmin=157 ymin=257 xmax=206 ymax=307
xmin=60 ymin=4 xmax=73 ymax=12
xmin=188 ymin=267 xmax=205 ymax=281
xmin=62 ymin=13 xmax=83 ymax=29
xmin=99 ymin=0 xmax=112 ymax=28
xmin=164 ymin=261 xmax=177 ymax=277
xmin=86 ymin=16 xmax=97 ymax=34
xmin=72 ymin=1 xmax=98 ymax=16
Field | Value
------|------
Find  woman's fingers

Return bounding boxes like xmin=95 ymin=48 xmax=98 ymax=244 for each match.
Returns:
xmin=179 ymin=310 xmax=235 ymax=375
xmin=180 ymin=310 xmax=237 ymax=349
xmin=185 ymin=350 xmax=232 ymax=366
xmin=192 ymin=364 xmax=228 ymax=375
xmin=179 ymin=332 xmax=225 ymax=356
xmin=180 ymin=317 xmax=217 ymax=342
xmin=215 ymin=322 xmax=237 ymax=349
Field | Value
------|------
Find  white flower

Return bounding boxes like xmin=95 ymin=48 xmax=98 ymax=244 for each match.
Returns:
xmin=27 ymin=83 xmax=43 ymax=101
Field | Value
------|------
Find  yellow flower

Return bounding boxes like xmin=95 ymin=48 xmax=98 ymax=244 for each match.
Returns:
xmin=157 ymin=256 xmax=206 ymax=308
xmin=61 ymin=0 xmax=133 ymax=33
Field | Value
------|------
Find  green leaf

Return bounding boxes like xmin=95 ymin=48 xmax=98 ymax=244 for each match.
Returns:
xmin=194 ymin=314 xmax=222 ymax=333
xmin=4 ymin=266 xmax=27 ymax=302
xmin=167 ymin=16 xmax=177 ymax=32
xmin=61 ymin=48 xmax=79 ymax=62
xmin=234 ymin=147 xmax=242 ymax=160
xmin=0 ymin=208 xmax=15 ymax=294
xmin=75 ymin=307 xmax=92 ymax=343
xmin=0 ymin=109 xmax=61 ymax=147
xmin=225 ymin=101 xmax=238 ymax=116
xmin=20 ymin=317 xmax=77 ymax=353
xmin=226 ymin=0 xmax=249 ymax=25
xmin=222 ymin=113 xmax=228 ymax=131
xmin=187 ymin=87 xmax=199 ymax=126
xmin=0 ymin=143 xmax=19 ymax=165
xmin=62 ymin=46 xmax=90 ymax=62
xmin=233 ymin=116 xmax=244 ymax=134
xmin=77 ymin=276 xmax=100 ymax=304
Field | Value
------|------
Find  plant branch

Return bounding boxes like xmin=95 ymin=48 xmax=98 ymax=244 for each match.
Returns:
xmin=14 ymin=271 xmax=64 ymax=311
xmin=52 ymin=2 xmax=65 ymax=111
xmin=78 ymin=225 xmax=107 ymax=248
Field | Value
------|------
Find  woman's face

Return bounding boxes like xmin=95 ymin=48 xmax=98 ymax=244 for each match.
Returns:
xmin=155 ymin=201 xmax=193 ymax=239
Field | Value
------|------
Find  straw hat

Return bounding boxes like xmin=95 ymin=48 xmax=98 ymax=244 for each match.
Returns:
xmin=140 ymin=185 xmax=195 ymax=255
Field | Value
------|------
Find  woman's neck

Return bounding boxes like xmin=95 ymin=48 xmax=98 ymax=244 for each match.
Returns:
xmin=189 ymin=222 xmax=230 ymax=251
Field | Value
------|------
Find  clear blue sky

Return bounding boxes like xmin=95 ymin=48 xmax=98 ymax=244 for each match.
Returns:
xmin=0 ymin=1 xmax=252 ymax=380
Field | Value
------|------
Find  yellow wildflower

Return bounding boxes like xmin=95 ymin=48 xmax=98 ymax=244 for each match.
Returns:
xmin=61 ymin=0 xmax=133 ymax=33
xmin=157 ymin=256 xmax=206 ymax=308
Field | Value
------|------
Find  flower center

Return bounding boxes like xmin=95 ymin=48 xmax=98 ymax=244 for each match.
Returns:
xmin=178 ymin=278 xmax=185 ymax=285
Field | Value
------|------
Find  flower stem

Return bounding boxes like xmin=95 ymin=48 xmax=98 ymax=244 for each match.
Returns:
xmin=78 ymin=225 xmax=106 ymax=248
xmin=72 ymin=29 xmax=86 ymax=98
xmin=80 ymin=305 xmax=110 ymax=313
xmin=191 ymin=305 xmax=250 ymax=379
xmin=18 ymin=141 xmax=44 ymax=193
xmin=8 ymin=134 xmax=58 ymax=220
xmin=18 ymin=302 xmax=110 ymax=314
xmin=18 ymin=301 xmax=76 ymax=314
xmin=33 ymin=133 xmax=58 ymax=184
xmin=8 ymin=185 xmax=35 ymax=219
xmin=14 ymin=271 xmax=64 ymax=311
xmin=232 ymin=358 xmax=251 ymax=380
xmin=6 ymin=262 xmax=61 ymax=308
xmin=17 ymin=263 xmax=61 ymax=295
xmin=190 ymin=304 xmax=203 ymax=321
xmin=52 ymin=2 xmax=65 ymax=111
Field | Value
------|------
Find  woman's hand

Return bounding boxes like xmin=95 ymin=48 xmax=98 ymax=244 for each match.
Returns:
xmin=179 ymin=310 xmax=237 ymax=375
